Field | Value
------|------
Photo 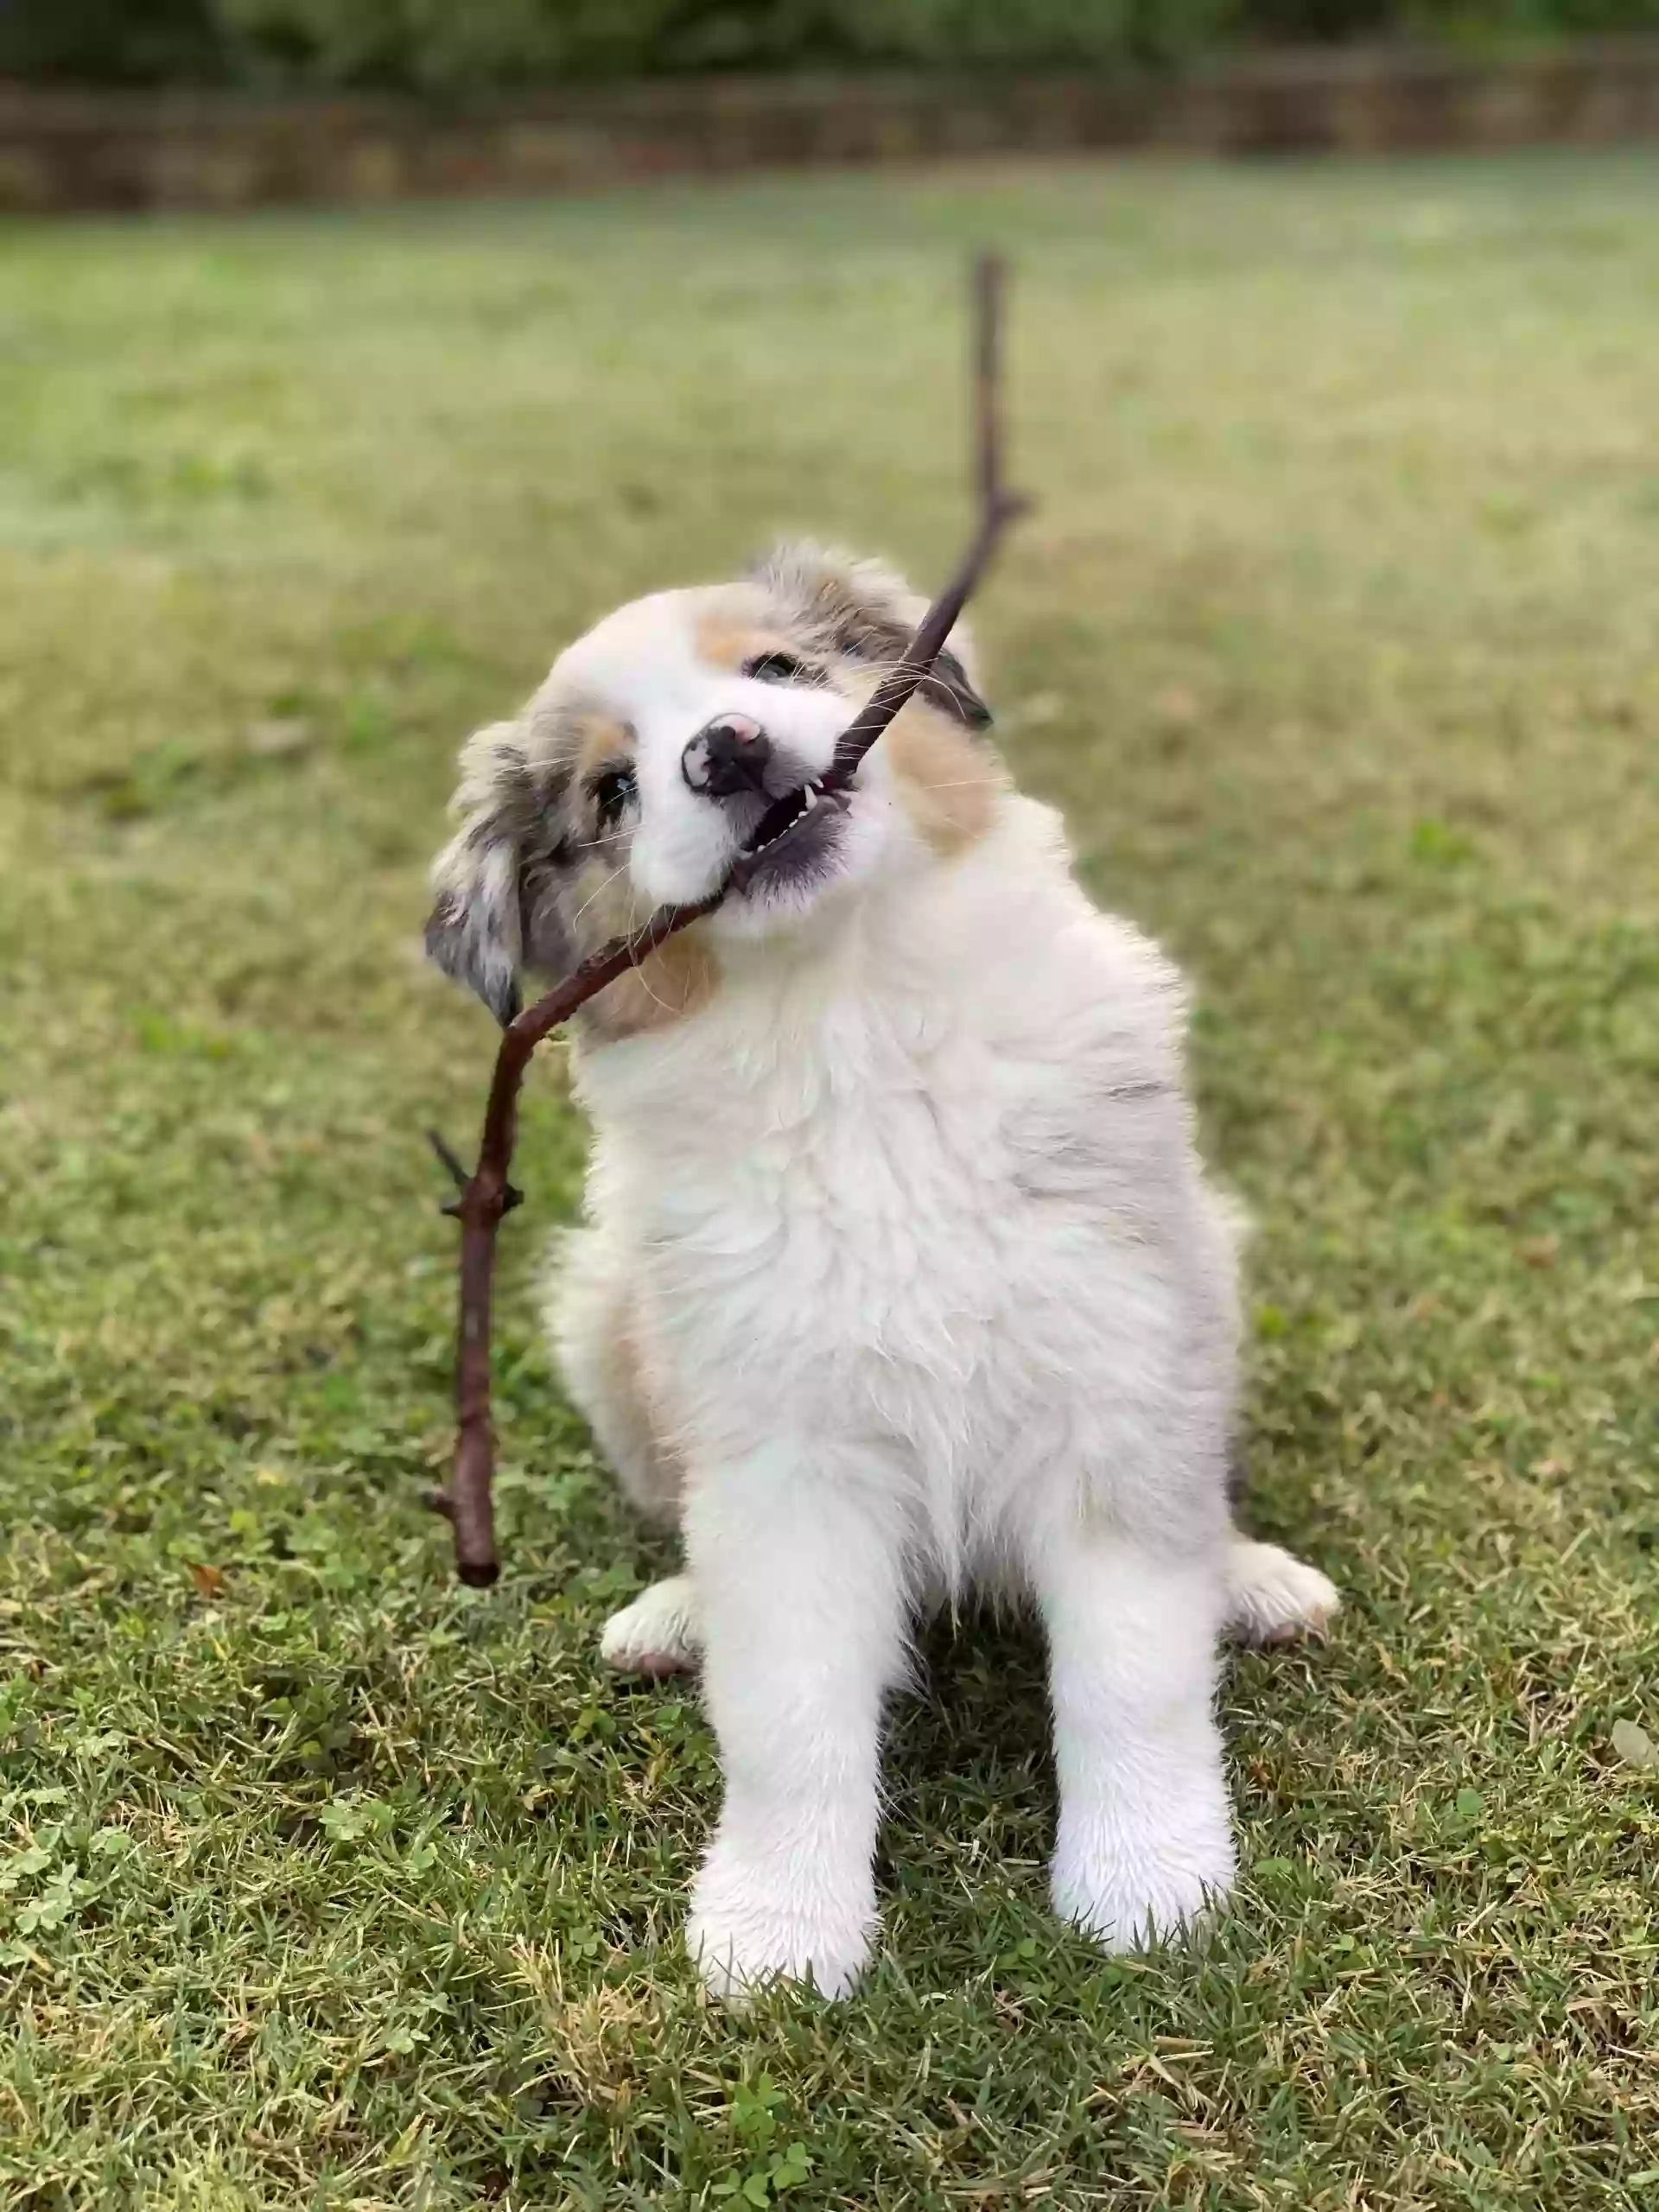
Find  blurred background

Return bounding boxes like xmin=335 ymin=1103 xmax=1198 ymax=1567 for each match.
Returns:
xmin=7 ymin=0 xmax=1659 ymax=89
xmin=3 ymin=6 xmax=1658 ymax=2209
xmin=8 ymin=0 xmax=1659 ymax=214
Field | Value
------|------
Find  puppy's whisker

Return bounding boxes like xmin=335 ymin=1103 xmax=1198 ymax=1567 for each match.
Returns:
xmin=616 ymin=886 xmax=675 ymax=1016
xmin=632 ymin=950 xmax=675 ymax=1020
xmin=569 ymin=861 xmax=627 ymax=931
xmin=857 ymin=652 xmax=963 ymax=686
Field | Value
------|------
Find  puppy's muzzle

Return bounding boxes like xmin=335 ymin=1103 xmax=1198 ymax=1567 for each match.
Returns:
xmin=683 ymin=715 xmax=772 ymax=799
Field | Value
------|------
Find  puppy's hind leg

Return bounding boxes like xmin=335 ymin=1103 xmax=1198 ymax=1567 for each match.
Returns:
xmin=547 ymin=1224 xmax=682 ymax=1521
xmin=601 ymin=1573 xmax=702 ymax=1678
xmin=550 ymin=1225 xmax=697 ymax=1671
xmin=1224 ymin=1536 xmax=1339 ymax=1647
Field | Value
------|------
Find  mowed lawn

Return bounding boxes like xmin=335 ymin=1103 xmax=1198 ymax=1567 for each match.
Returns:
xmin=3 ymin=151 xmax=1658 ymax=2209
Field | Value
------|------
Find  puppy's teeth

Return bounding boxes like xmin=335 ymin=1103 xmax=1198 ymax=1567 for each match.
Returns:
xmin=802 ymin=787 xmax=817 ymax=810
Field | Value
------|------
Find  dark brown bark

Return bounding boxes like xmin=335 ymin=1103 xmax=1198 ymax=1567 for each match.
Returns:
xmin=435 ymin=252 xmax=1026 ymax=1583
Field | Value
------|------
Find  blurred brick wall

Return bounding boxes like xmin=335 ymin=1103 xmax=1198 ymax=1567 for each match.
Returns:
xmin=3 ymin=46 xmax=1659 ymax=213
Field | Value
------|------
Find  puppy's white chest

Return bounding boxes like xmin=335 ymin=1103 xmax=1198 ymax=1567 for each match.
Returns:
xmin=620 ymin=1014 xmax=1081 ymax=1457
xmin=574 ymin=818 xmax=1198 ymax=1533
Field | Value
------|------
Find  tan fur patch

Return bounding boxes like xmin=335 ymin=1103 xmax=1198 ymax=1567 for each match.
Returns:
xmin=582 ymin=927 xmax=721 ymax=1044
xmin=885 ymin=699 xmax=1005 ymax=855
xmin=612 ymin=1306 xmax=687 ymax=1515
xmin=572 ymin=711 xmax=634 ymax=784
xmin=692 ymin=608 xmax=800 ymax=676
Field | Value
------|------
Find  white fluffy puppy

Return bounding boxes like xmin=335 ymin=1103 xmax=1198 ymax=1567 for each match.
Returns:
xmin=426 ymin=544 xmax=1338 ymax=1999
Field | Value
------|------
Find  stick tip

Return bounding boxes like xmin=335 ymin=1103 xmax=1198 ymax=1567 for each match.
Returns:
xmin=974 ymin=249 xmax=1007 ymax=304
xmin=457 ymin=1559 xmax=500 ymax=1588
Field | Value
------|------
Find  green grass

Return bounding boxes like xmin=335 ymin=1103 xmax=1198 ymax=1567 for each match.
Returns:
xmin=3 ymin=152 xmax=1658 ymax=2209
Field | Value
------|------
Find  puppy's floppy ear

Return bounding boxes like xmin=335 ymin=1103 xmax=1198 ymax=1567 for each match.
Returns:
xmin=922 ymin=644 xmax=995 ymax=734
xmin=752 ymin=540 xmax=992 ymax=732
xmin=425 ymin=720 xmax=575 ymax=1027
xmin=425 ymin=721 xmax=530 ymax=1026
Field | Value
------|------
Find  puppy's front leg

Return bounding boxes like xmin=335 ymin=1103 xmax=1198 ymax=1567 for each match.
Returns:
xmin=684 ymin=1440 xmax=906 ymax=2002
xmin=1039 ymin=1533 xmax=1236 ymax=1950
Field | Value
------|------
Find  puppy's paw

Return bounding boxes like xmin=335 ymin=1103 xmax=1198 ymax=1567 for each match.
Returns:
xmin=689 ymin=1839 xmax=873 ymax=2003
xmin=1224 ymin=1541 xmax=1340 ymax=1648
xmin=1052 ymin=1825 xmax=1236 ymax=1954
xmin=601 ymin=1574 xmax=701 ymax=1677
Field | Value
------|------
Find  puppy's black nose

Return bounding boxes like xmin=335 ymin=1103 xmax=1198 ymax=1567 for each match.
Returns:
xmin=682 ymin=714 xmax=772 ymax=798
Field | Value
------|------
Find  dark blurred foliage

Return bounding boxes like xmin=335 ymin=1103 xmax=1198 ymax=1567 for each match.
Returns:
xmin=0 ymin=0 xmax=226 ymax=81
xmin=3 ymin=0 xmax=1657 ymax=89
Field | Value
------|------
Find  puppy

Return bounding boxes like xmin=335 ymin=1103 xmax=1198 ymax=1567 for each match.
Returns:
xmin=426 ymin=544 xmax=1338 ymax=1998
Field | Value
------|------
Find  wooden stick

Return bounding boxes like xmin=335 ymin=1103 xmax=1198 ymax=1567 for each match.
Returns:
xmin=439 ymin=895 xmax=720 ymax=1583
xmin=435 ymin=252 xmax=1026 ymax=1584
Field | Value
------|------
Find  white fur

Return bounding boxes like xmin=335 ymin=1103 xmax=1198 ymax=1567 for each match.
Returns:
xmin=600 ymin=1573 xmax=700 ymax=1675
xmin=601 ymin=1535 xmax=1338 ymax=1681
xmin=431 ymin=559 xmax=1338 ymax=1999
xmin=563 ymin=793 xmax=1326 ymax=1996
xmin=1224 ymin=1541 xmax=1340 ymax=1646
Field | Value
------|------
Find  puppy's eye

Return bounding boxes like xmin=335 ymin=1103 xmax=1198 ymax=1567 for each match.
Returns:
xmin=590 ymin=764 xmax=638 ymax=828
xmin=742 ymin=651 xmax=821 ymax=687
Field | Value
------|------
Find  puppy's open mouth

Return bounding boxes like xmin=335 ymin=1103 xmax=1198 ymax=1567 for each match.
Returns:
xmin=734 ymin=773 xmax=853 ymax=896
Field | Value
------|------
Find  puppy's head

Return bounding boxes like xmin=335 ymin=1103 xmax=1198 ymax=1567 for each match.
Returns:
xmin=425 ymin=543 xmax=1004 ymax=1039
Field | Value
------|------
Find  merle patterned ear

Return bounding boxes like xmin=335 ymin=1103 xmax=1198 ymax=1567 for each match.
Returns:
xmin=922 ymin=646 xmax=993 ymax=732
xmin=752 ymin=541 xmax=992 ymax=731
xmin=424 ymin=846 xmax=523 ymax=1026
xmin=425 ymin=722 xmax=573 ymax=1027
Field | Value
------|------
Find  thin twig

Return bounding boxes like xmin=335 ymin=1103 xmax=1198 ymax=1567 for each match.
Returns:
xmin=426 ymin=1127 xmax=470 ymax=1193
xmin=434 ymin=252 xmax=1027 ymax=1585
xmin=975 ymin=251 xmax=1008 ymax=534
